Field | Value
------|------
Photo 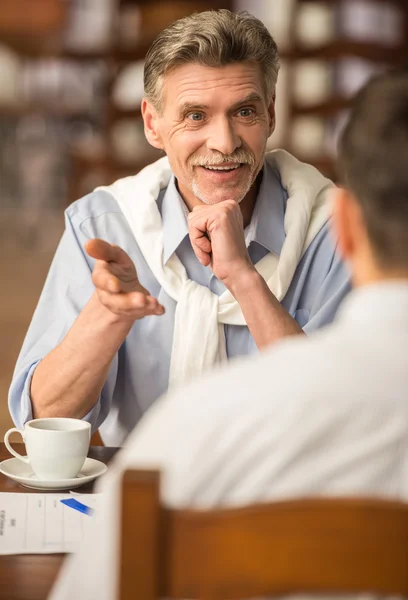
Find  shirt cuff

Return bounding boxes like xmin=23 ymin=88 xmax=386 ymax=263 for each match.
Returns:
xmin=19 ymin=360 xmax=40 ymax=424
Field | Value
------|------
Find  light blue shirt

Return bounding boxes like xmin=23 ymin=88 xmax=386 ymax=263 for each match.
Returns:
xmin=9 ymin=160 xmax=351 ymax=445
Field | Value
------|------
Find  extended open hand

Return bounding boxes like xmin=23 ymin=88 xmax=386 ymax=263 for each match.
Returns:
xmin=85 ymin=239 xmax=165 ymax=320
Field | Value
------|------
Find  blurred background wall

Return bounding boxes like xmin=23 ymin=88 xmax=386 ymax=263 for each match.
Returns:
xmin=0 ymin=0 xmax=407 ymax=435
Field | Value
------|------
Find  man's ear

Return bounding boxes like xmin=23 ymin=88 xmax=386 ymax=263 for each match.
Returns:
xmin=141 ymin=98 xmax=164 ymax=150
xmin=267 ymin=95 xmax=276 ymax=137
xmin=331 ymin=186 xmax=365 ymax=263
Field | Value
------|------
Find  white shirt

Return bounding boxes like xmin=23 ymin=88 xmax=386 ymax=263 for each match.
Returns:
xmin=49 ymin=282 xmax=408 ymax=600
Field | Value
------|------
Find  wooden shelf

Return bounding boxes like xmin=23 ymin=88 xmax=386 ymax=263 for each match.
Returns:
xmin=0 ymin=103 xmax=95 ymax=118
xmin=0 ymin=39 xmax=158 ymax=64
xmin=0 ymin=35 xmax=62 ymax=58
xmin=62 ymin=48 xmax=111 ymax=62
xmin=0 ymin=0 xmax=66 ymax=37
xmin=113 ymin=42 xmax=152 ymax=63
xmin=108 ymin=106 xmax=142 ymax=119
xmin=0 ymin=36 xmax=111 ymax=61
xmin=291 ymin=97 xmax=351 ymax=118
xmin=287 ymin=40 xmax=407 ymax=63
xmin=295 ymin=0 xmax=408 ymax=10
xmin=118 ymin=0 xmax=225 ymax=5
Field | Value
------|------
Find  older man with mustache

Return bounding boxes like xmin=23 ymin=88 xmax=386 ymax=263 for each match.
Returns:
xmin=9 ymin=9 xmax=350 ymax=446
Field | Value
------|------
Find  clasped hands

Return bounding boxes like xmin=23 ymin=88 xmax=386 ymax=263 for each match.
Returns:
xmin=85 ymin=200 xmax=255 ymax=321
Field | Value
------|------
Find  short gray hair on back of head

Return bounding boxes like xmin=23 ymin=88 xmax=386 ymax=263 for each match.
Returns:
xmin=144 ymin=9 xmax=280 ymax=112
xmin=337 ymin=69 xmax=408 ymax=271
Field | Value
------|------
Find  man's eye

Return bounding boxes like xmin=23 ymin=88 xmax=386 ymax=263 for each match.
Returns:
xmin=238 ymin=108 xmax=255 ymax=118
xmin=187 ymin=112 xmax=204 ymax=121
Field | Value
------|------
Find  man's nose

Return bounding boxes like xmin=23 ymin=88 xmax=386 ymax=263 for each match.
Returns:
xmin=206 ymin=117 xmax=241 ymax=156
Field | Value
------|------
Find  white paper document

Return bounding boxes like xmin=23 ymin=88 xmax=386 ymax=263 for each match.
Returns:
xmin=0 ymin=493 xmax=101 ymax=554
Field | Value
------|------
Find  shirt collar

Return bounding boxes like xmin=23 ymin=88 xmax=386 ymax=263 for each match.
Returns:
xmin=161 ymin=175 xmax=190 ymax=265
xmin=161 ymin=159 xmax=287 ymax=264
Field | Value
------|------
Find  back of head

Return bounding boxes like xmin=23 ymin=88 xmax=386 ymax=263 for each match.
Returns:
xmin=337 ymin=70 xmax=408 ymax=271
xmin=144 ymin=9 xmax=279 ymax=112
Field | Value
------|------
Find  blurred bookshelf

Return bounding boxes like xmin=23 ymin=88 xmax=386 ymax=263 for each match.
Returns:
xmin=0 ymin=0 xmax=407 ymax=227
xmin=277 ymin=0 xmax=408 ymax=180
xmin=0 ymin=0 xmax=234 ymax=242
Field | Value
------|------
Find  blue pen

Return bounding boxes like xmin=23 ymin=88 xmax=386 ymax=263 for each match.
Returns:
xmin=60 ymin=498 xmax=94 ymax=516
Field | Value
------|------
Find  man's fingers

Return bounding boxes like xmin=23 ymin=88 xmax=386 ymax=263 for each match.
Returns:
xmin=88 ymin=239 xmax=165 ymax=319
xmin=192 ymin=234 xmax=212 ymax=253
xmin=92 ymin=270 xmax=123 ymax=294
xmin=188 ymin=213 xmax=212 ymax=266
xmin=85 ymin=239 xmax=132 ymax=267
xmin=88 ymin=238 xmax=141 ymax=293
xmin=97 ymin=289 xmax=165 ymax=318
xmin=191 ymin=242 xmax=211 ymax=266
xmin=190 ymin=232 xmax=212 ymax=265
xmin=136 ymin=293 xmax=165 ymax=315
xmin=191 ymin=239 xmax=211 ymax=267
xmin=131 ymin=292 xmax=154 ymax=309
xmin=85 ymin=239 xmax=120 ymax=262
xmin=92 ymin=262 xmax=141 ymax=294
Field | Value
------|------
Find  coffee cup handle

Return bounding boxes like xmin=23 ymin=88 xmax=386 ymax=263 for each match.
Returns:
xmin=4 ymin=428 xmax=30 ymax=464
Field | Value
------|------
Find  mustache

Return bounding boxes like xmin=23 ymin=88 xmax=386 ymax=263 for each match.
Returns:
xmin=189 ymin=150 xmax=255 ymax=168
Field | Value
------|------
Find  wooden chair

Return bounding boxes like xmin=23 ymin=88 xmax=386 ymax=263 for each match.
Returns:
xmin=119 ymin=469 xmax=408 ymax=600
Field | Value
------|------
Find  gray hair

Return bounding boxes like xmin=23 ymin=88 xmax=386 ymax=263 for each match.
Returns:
xmin=337 ymin=70 xmax=408 ymax=270
xmin=144 ymin=9 xmax=280 ymax=112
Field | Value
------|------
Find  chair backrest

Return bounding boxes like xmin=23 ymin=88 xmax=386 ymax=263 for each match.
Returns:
xmin=119 ymin=469 xmax=408 ymax=600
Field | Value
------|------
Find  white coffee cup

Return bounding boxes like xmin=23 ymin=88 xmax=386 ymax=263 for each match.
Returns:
xmin=4 ymin=418 xmax=91 ymax=481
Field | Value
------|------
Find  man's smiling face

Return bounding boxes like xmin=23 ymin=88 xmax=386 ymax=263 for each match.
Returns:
xmin=142 ymin=61 xmax=275 ymax=207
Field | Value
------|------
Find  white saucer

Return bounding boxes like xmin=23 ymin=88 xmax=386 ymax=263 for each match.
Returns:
xmin=0 ymin=457 xmax=108 ymax=490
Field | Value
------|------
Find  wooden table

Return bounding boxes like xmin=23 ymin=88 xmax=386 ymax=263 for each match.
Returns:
xmin=0 ymin=443 xmax=118 ymax=600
